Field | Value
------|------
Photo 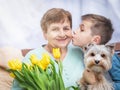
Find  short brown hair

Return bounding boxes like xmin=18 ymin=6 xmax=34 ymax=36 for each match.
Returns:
xmin=41 ymin=8 xmax=72 ymax=33
xmin=82 ymin=14 xmax=114 ymax=44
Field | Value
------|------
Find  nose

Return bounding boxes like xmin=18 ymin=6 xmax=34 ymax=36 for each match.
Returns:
xmin=73 ymin=31 xmax=76 ymax=35
xmin=59 ymin=30 xmax=65 ymax=37
xmin=95 ymin=60 xmax=100 ymax=64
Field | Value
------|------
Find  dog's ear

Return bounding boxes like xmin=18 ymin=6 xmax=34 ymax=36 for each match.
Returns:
xmin=82 ymin=43 xmax=95 ymax=52
xmin=105 ymin=44 xmax=115 ymax=55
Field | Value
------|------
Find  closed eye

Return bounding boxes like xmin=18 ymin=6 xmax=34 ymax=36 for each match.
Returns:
xmin=80 ymin=24 xmax=85 ymax=32
xmin=52 ymin=27 xmax=59 ymax=31
xmin=63 ymin=27 xmax=71 ymax=31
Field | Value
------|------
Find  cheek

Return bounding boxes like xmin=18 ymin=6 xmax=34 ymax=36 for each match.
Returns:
xmin=43 ymin=33 xmax=47 ymax=40
xmin=45 ymin=32 xmax=56 ymax=40
xmin=74 ymin=31 xmax=81 ymax=38
xmin=80 ymin=33 xmax=91 ymax=41
xmin=66 ymin=30 xmax=72 ymax=37
xmin=76 ymin=34 xmax=84 ymax=41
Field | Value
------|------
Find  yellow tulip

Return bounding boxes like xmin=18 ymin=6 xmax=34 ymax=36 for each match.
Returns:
xmin=10 ymin=72 xmax=15 ymax=78
xmin=25 ymin=63 xmax=32 ymax=70
xmin=30 ymin=54 xmax=39 ymax=65
xmin=37 ymin=53 xmax=50 ymax=70
xmin=8 ymin=59 xmax=22 ymax=70
xmin=52 ymin=48 xmax=61 ymax=60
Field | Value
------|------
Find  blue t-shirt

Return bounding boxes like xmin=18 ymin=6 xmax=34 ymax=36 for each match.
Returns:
xmin=109 ymin=53 xmax=120 ymax=90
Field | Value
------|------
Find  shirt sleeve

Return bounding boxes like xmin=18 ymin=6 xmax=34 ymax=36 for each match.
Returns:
xmin=109 ymin=53 xmax=120 ymax=90
xmin=11 ymin=79 xmax=23 ymax=90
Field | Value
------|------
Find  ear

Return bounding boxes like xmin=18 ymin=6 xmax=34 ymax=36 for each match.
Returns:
xmin=92 ymin=35 xmax=101 ymax=44
xmin=43 ymin=32 xmax=47 ymax=40
xmin=82 ymin=43 xmax=95 ymax=53
xmin=105 ymin=44 xmax=115 ymax=55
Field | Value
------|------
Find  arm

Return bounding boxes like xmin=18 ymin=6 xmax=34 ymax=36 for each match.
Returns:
xmin=109 ymin=53 xmax=120 ymax=90
xmin=11 ymin=49 xmax=33 ymax=90
xmin=0 ymin=47 xmax=23 ymax=69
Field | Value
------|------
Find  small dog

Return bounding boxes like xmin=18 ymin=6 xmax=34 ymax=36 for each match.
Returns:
xmin=80 ymin=44 xmax=114 ymax=90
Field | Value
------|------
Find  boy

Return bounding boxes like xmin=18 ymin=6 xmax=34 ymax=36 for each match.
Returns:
xmin=72 ymin=14 xmax=120 ymax=90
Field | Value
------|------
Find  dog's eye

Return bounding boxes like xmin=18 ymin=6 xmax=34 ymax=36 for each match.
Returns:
xmin=84 ymin=47 xmax=87 ymax=50
xmin=101 ymin=54 xmax=106 ymax=58
xmin=90 ymin=53 xmax=95 ymax=56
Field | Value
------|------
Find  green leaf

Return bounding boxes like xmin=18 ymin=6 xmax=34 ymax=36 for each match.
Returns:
xmin=21 ymin=64 xmax=38 ymax=89
xmin=13 ymin=70 xmax=24 ymax=82
xmin=33 ymin=65 xmax=46 ymax=89
xmin=19 ymin=83 xmax=35 ymax=90
xmin=49 ymin=80 xmax=56 ymax=90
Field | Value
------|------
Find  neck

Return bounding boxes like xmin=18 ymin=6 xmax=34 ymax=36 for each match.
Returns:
xmin=44 ymin=44 xmax=67 ymax=61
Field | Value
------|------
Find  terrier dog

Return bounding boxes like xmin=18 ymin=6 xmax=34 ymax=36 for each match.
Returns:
xmin=80 ymin=44 xmax=114 ymax=90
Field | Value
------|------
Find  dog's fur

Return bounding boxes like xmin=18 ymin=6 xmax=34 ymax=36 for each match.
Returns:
xmin=80 ymin=44 xmax=114 ymax=90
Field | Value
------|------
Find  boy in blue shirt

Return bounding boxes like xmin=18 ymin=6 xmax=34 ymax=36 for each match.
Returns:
xmin=72 ymin=14 xmax=120 ymax=90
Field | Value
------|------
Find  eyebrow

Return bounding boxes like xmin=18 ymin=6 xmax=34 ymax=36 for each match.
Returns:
xmin=64 ymin=25 xmax=71 ymax=28
xmin=51 ymin=27 xmax=59 ymax=29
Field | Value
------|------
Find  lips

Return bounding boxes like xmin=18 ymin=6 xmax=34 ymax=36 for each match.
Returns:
xmin=57 ymin=38 xmax=66 ymax=41
xmin=57 ymin=37 xmax=70 ymax=41
xmin=56 ymin=38 xmax=71 ymax=44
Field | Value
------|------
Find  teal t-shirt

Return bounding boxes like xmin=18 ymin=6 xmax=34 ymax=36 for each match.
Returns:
xmin=11 ymin=45 xmax=84 ymax=90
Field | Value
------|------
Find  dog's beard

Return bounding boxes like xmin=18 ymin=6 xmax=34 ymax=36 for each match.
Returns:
xmin=90 ymin=65 xmax=104 ymax=73
xmin=87 ymin=62 xmax=104 ymax=73
xmin=85 ymin=58 xmax=111 ymax=73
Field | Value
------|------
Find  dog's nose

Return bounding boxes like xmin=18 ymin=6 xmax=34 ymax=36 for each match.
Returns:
xmin=95 ymin=60 xmax=100 ymax=64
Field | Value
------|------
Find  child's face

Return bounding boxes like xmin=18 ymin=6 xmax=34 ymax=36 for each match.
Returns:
xmin=72 ymin=20 xmax=94 ymax=47
xmin=44 ymin=19 xmax=72 ymax=48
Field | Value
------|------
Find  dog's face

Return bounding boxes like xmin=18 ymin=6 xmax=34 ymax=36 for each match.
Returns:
xmin=83 ymin=44 xmax=114 ymax=73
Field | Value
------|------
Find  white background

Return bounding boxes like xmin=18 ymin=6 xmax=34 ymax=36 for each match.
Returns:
xmin=0 ymin=0 xmax=120 ymax=49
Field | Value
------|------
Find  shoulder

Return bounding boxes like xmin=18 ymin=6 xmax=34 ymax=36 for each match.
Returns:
xmin=112 ymin=53 xmax=120 ymax=65
xmin=109 ymin=53 xmax=120 ymax=80
xmin=110 ymin=53 xmax=120 ymax=70
xmin=112 ymin=53 xmax=120 ymax=60
xmin=25 ymin=47 xmax=44 ymax=57
xmin=23 ymin=46 xmax=46 ymax=63
xmin=68 ymin=45 xmax=84 ymax=56
xmin=68 ymin=45 xmax=84 ymax=61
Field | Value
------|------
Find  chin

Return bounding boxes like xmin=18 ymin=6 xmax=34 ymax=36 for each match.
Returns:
xmin=57 ymin=44 xmax=68 ymax=48
xmin=72 ymin=42 xmax=81 ymax=47
xmin=72 ymin=41 xmax=76 ymax=46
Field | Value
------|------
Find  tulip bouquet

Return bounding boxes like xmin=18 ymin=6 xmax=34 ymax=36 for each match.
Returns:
xmin=8 ymin=48 xmax=80 ymax=90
